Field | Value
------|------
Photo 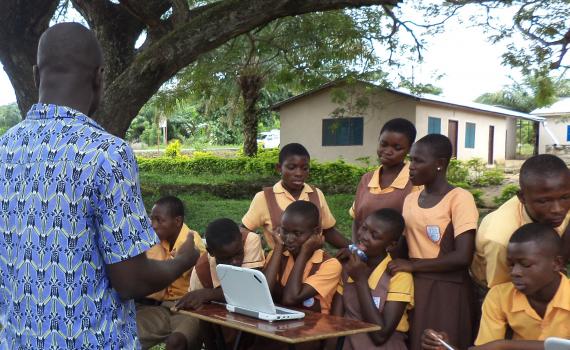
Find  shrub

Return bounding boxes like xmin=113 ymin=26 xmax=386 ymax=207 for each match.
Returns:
xmin=164 ymin=139 xmax=182 ymax=158
xmin=493 ymin=184 xmax=519 ymax=206
xmin=447 ymin=158 xmax=469 ymax=186
xmin=472 ymin=169 xmax=505 ymax=187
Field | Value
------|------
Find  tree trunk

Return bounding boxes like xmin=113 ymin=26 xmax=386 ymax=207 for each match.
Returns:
xmin=0 ymin=0 xmax=400 ymax=136
xmin=239 ymin=74 xmax=264 ymax=157
xmin=0 ymin=0 xmax=59 ymax=118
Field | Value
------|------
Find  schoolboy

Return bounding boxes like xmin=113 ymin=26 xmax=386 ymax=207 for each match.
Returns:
xmin=174 ymin=218 xmax=265 ymax=349
xmin=136 ymin=196 xmax=206 ymax=350
xmin=175 ymin=218 xmax=264 ymax=308
xmin=242 ymin=143 xmax=349 ymax=250
xmin=263 ymin=201 xmax=342 ymax=314
xmin=423 ymin=223 xmax=570 ymax=350
xmin=333 ymin=208 xmax=413 ymax=349
xmin=471 ymin=154 xmax=570 ymax=288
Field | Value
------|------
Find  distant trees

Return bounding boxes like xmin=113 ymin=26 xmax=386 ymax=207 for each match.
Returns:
xmin=0 ymin=103 xmax=20 ymax=135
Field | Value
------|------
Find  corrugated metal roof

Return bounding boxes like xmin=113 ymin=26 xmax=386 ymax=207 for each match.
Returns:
xmin=531 ymin=97 xmax=570 ymax=116
xmin=272 ymin=80 xmax=544 ymax=122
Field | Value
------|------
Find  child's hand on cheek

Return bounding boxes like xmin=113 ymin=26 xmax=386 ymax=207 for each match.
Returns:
xmin=300 ymin=234 xmax=324 ymax=255
xmin=345 ymin=253 xmax=370 ymax=283
xmin=271 ymin=227 xmax=284 ymax=249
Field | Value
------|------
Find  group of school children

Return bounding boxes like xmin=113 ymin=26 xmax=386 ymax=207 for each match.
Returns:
xmin=135 ymin=118 xmax=570 ymax=350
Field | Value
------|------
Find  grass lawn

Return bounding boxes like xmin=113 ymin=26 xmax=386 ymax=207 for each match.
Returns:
xmin=142 ymin=192 xmax=355 ymax=239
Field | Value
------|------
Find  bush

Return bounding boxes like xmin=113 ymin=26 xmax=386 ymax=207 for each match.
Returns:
xmin=447 ymin=158 xmax=469 ymax=186
xmin=472 ymin=169 xmax=505 ymax=187
xmin=164 ymin=139 xmax=182 ymax=158
xmin=447 ymin=158 xmax=504 ymax=187
xmin=493 ymin=184 xmax=519 ymax=206
xmin=137 ymin=151 xmax=369 ymax=190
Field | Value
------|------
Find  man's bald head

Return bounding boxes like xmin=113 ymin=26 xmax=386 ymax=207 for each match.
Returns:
xmin=37 ymin=22 xmax=103 ymax=73
xmin=35 ymin=23 xmax=104 ymax=116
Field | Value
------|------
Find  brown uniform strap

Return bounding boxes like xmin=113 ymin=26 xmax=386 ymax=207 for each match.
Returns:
xmin=263 ymin=187 xmax=282 ymax=230
xmin=374 ymin=270 xmax=392 ymax=312
xmin=195 ymin=232 xmax=250 ymax=289
xmin=301 ymin=251 xmax=333 ymax=313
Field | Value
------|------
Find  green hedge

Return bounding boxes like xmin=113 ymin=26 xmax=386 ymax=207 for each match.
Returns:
xmin=137 ymin=152 xmax=502 ymax=207
xmin=137 ymin=150 xmax=371 ymax=190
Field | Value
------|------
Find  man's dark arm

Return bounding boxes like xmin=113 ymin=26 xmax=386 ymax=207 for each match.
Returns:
xmin=107 ymin=248 xmax=199 ymax=300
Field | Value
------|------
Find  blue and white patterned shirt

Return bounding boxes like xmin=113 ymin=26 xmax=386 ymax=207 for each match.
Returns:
xmin=0 ymin=104 xmax=159 ymax=349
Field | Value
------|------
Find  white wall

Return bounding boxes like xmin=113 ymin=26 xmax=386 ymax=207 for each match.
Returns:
xmin=415 ymin=102 xmax=508 ymax=163
xmin=538 ymin=116 xmax=569 ymax=153
xmin=279 ymin=86 xmax=416 ymax=164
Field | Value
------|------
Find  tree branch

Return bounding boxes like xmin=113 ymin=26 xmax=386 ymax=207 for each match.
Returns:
xmin=96 ymin=0 xmax=403 ymax=135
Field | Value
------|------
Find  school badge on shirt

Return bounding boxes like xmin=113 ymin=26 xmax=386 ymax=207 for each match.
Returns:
xmin=426 ymin=225 xmax=441 ymax=242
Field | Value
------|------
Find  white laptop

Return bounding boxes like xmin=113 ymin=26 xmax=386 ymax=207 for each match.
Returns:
xmin=216 ymin=264 xmax=305 ymax=322
xmin=545 ymin=337 xmax=570 ymax=350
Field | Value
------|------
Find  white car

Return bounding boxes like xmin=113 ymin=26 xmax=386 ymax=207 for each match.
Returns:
xmin=257 ymin=129 xmax=280 ymax=149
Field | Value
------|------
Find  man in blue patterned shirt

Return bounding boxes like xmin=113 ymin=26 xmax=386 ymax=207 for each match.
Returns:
xmin=0 ymin=23 xmax=200 ymax=349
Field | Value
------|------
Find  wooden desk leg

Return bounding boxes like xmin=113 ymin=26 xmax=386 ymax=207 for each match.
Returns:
xmin=213 ymin=324 xmax=227 ymax=350
xmin=232 ymin=330 xmax=243 ymax=350
xmin=335 ymin=336 xmax=345 ymax=350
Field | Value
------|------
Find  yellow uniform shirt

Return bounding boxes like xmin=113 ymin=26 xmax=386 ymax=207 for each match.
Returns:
xmin=242 ymin=181 xmax=336 ymax=248
xmin=266 ymin=249 xmax=342 ymax=314
xmin=189 ymin=231 xmax=265 ymax=291
xmin=476 ymin=274 xmax=570 ymax=345
xmin=471 ymin=196 xmax=570 ymax=287
xmin=404 ymin=188 xmax=478 ymax=259
xmin=338 ymin=255 xmax=414 ymax=332
xmin=146 ymin=224 xmax=206 ymax=301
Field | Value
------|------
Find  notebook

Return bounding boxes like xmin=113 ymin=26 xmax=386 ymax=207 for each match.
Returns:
xmin=216 ymin=264 xmax=305 ymax=322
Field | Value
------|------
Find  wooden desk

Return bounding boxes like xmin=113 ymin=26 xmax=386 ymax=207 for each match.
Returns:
xmin=176 ymin=303 xmax=380 ymax=349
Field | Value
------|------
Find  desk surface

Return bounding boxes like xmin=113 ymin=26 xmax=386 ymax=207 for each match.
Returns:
xmin=176 ymin=303 xmax=381 ymax=344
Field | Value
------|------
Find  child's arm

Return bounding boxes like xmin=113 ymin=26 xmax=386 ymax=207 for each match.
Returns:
xmin=263 ymin=230 xmax=285 ymax=295
xmin=330 ymin=292 xmax=344 ymax=316
xmin=173 ymin=288 xmax=225 ymax=310
xmin=347 ymin=254 xmax=408 ymax=345
xmin=423 ymin=330 xmax=544 ymax=350
xmin=389 ymin=228 xmax=474 ymax=273
xmin=323 ymin=227 xmax=350 ymax=249
xmin=282 ymin=235 xmax=324 ymax=306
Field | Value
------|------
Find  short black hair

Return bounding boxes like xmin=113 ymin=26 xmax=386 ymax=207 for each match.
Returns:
xmin=205 ymin=218 xmax=241 ymax=252
xmin=415 ymin=134 xmax=452 ymax=161
xmin=380 ymin=118 xmax=417 ymax=144
xmin=154 ymin=196 xmax=185 ymax=218
xmin=367 ymin=208 xmax=405 ymax=241
xmin=282 ymin=200 xmax=320 ymax=229
xmin=509 ymin=222 xmax=561 ymax=255
xmin=279 ymin=143 xmax=310 ymax=164
xmin=519 ymin=154 xmax=568 ymax=188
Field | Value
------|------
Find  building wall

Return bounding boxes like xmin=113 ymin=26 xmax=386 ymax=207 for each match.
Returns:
xmin=279 ymin=86 xmax=511 ymax=164
xmin=415 ymin=102 xmax=507 ymax=163
xmin=538 ymin=116 xmax=569 ymax=153
xmin=279 ymin=86 xmax=416 ymax=164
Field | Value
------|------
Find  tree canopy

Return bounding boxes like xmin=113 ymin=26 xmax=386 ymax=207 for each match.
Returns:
xmin=0 ymin=0 xmax=405 ymax=137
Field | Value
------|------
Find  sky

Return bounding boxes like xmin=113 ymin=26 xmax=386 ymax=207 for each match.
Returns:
xmin=0 ymin=3 xmax=524 ymax=107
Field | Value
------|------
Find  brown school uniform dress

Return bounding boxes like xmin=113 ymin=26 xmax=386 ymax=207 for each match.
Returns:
xmin=403 ymin=188 xmax=479 ymax=350
xmin=350 ymin=164 xmax=417 ymax=240
xmin=339 ymin=255 xmax=413 ymax=350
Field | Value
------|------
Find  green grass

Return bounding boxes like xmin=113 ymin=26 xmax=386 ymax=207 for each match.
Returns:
xmin=139 ymin=172 xmax=275 ymax=186
xmin=142 ymin=192 xmax=355 ymax=239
